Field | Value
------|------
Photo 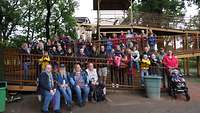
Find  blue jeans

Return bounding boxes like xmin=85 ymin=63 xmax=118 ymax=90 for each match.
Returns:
xmin=141 ymin=69 xmax=149 ymax=84
xmin=42 ymin=90 xmax=61 ymax=112
xmin=59 ymin=87 xmax=72 ymax=105
xmin=132 ymin=61 xmax=140 ymax=71
xmin=73 ymin=86 xmax=90 ymax=104
xmin=23 ymin=63 xmax=30 ymax=80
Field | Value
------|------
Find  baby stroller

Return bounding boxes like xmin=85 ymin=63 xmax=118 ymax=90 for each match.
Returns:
xmin=168 ymin=69 xmax=190 ymax=101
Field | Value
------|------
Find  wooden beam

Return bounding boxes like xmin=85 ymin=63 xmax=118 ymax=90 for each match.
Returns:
xmin=99 ymin=25 xmax=200 ymax=34
xmin=186 ymin=57 xmax=190 ymax=76
xmin=7 ymin=85 xmax=37 ymax=92
xmin=197 ymin=56 xmax=200 ymax=77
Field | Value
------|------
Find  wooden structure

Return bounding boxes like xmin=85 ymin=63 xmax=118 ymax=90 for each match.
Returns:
xmin=2 ymin=33 xmax=200 ymax=92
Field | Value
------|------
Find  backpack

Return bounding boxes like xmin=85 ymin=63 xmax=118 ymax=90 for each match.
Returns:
xmin=114 ymin=56 xmax=122 ymax=67
xmin=93 ymin=83 xmax=106 ymax=102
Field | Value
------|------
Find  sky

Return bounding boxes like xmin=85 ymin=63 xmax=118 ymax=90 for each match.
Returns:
xmin=75 ymin=0 xmax=199 ymax=24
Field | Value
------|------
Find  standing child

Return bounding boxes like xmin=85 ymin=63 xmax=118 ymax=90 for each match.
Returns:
xmin=140 ymin=55 xmax=151 ymax=86
xmin=39 ymin=51 xmax=51 ymax=71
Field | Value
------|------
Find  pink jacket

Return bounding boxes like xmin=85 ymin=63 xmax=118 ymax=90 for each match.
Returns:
xmin=162 ymin=54 xmax=178 ymax=69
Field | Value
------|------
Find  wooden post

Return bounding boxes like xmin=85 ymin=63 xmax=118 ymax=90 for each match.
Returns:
xmin=173 ymin=36 xmax=176 ymax=51
xmin=197 ymin=56 xmax=200 ymax=77
xmin=186 ymin=57 xmax=190 ymax=76
xmin=183 ymin=58 xmax=189 ymax=76
xmin=97 ymin=0 xmax=101 ymax=40
xmin=197 ymin=33 xmax=199 ymax=49
xmin=185 ymin=32 xmax=188 ymax=50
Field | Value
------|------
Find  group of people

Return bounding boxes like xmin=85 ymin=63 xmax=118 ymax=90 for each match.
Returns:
xmin=19 ymin=30 xmax=180 ymax=113
xmin=39 ymin=62 xmax=102 ymax=113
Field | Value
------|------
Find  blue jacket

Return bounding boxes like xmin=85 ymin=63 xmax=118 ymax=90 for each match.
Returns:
xmin=148 ymin=35 xmax=156 ymax=46
xmin=39 ymin=72 xmax=55 ymax=94
xmin=54 ymin=72 xmax=70 ymax=86
xmin=69 ymin=71 xmax=89 ymax=87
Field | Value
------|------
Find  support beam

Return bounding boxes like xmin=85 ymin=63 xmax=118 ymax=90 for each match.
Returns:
xmin=183 ymin=58 xmax=189 ymax=76
xmin=197 ymin=56 xmax=200 ymax=77
xmin=173 ymin=36 xmax=176 ymax=51
xmin=185 ymin=32 xmax=188 ymax=50
xmin=186 ymin=57 xmax=190 ymax=76
xmin=97 ymin=0 xmax=101 ymax=40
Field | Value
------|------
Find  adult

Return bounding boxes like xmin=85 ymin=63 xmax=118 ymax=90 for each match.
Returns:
xmin=132 ymin=46 xmax=140 ymax=72
xmin=19 ymin=43 xmax=31 ymax=80
xmin=120 ymin=31 xmax=126 ymax=45
xmin=86 ymin=63 xmax=98 ymax=101
xmin=162 ymin=50 xmax=179 ymax=69
xmin=55 ymin=64 xmax=72 ymax=110
xmin=112 ymin=33 xmax=119 ymax=49
xmin=70 ymin=64 xmax=90 ymax=107
xmin=66 ymin=47 xmax=74 ymax=57
xmin=101 ymin=32 xmax=108 ymax=46
xmin=162 ymin=50 xmax=179 ymax=88
xmin=49 ymin=46 xmax=58 ymax=56
xmin=90 ymin=46 xmax=98 ymax=57
xmin=39 ymin=64 xmax=61 ymax=113
xmin=98 ymin=45 xmax=108 ymax=85
xmin=148 ymin=31 xmax=157 ymax=52
xmin=57 ymin=45 xmax=65 ymax=56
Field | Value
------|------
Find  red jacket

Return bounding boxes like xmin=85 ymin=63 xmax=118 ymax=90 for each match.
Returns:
xmin=112 ymin=36 xmax=119 ymax=49
xmin=120 ymin=34 xmax=126 ymax=45
xmin=162 ymin=54 xmax=178 ymax=69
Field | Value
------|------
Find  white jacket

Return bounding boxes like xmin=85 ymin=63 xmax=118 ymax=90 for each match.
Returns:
xmin=86 ymin=69 xmax=98 ymax=83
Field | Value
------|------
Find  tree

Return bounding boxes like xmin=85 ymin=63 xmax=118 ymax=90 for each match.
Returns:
xmin=0 ymin=0 xmax=26 ymax=42
xmin=130 ymin=0 xmax=186 ymax=28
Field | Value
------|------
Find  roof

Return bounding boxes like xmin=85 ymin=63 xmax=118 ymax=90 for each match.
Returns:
xmin=93 ymin=0 xmax=131 ymax=10
xmin=75 ymin=17 xmax=91 ymax=24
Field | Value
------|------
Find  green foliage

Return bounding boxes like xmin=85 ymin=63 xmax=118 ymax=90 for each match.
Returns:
xmin=130 ymin=0 xmax=186 ymax=27
xmin=0 ymin=0 xmax=78 ymax=48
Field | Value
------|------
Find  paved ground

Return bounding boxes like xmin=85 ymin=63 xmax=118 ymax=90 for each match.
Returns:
xmin=5 ymin=79 xmax=200 ymax=113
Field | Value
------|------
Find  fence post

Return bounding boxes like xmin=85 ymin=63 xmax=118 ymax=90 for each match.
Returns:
xmin=0 ymin=49 xmax=4 ymax=81
xmin=173 ymin=36 xmax=176 ymax=51
xmin=197 ymin=56 xmax=200 ymax=77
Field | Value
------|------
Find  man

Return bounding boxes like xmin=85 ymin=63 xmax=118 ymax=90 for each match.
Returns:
xmin=55 ymin=64 xmax=72 ymax=110
xmin=39 ymin=64 xmax=61 ymax=113
xmin=86 ymin=63 xmax=98 ymax=101
xmin=70 ymin=64 xmax=90 ymax=107
xmin=98 ymin=45 xmax=108 ymax=85
xmin=101 ymin=32 xmax=108 ymax=46
xmin=19 ymin=43 xmax=31 ymax=80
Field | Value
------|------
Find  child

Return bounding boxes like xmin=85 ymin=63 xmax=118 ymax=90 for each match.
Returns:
xmin=140 ymin=55 xmax=151 ymax=86
xmin=39 ymin=51 xmax=51 ymax=71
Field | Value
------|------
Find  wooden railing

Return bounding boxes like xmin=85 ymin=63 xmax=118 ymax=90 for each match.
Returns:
xmin=2 ymin=35 xmax=200 ymax=91
xmin=3 ymin=53 xmax=145 ymax=90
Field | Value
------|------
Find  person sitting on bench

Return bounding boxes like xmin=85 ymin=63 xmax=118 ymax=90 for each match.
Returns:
xmin=70 ymin=63 xmax=90 ymax=107
xmin=55 ymin=64 xmax=72 ymax=110
xmin=39 ymin=64 xmax=61 ymax=113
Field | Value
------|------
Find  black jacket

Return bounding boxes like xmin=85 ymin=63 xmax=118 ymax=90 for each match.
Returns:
xmin=39 ymin=72 xmax=57 ymax=94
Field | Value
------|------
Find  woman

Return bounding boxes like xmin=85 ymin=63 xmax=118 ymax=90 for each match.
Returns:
xmin=55 ymin=64 xmax=72 ymax=110
xmin=70 ymin=64 xmax=90 ymax=107
xmin=66 ymin=47 xmax=74 ymax=57
xmin=162 ymin=50 xmax=179 ymax=69
xmin=86 ymin=63 xmax=98 ymax=101
xmin=90 ymin=46 xmax=98 ymax=57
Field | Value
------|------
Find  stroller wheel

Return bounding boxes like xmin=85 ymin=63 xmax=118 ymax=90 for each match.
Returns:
xmin=185 ymin=93 xmax=190 ymax=101
xmin=174 ymin=94 xmax=177 ymax=99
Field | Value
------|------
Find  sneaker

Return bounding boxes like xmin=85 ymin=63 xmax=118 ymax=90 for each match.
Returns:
xmin=78 ymin=103 xmax=83 ymax=107
xmin=112 ymin=83 xmax=115 ymax=88
xmin=116 ymin=84 xmax=119 ymax=88
xmin=54 ymin=110 xmax=62 ymax=113
xmin=41 ymin=110 xmax=49 ymax=113
xmin=67 ymin=105 xmax=72 ymax=111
